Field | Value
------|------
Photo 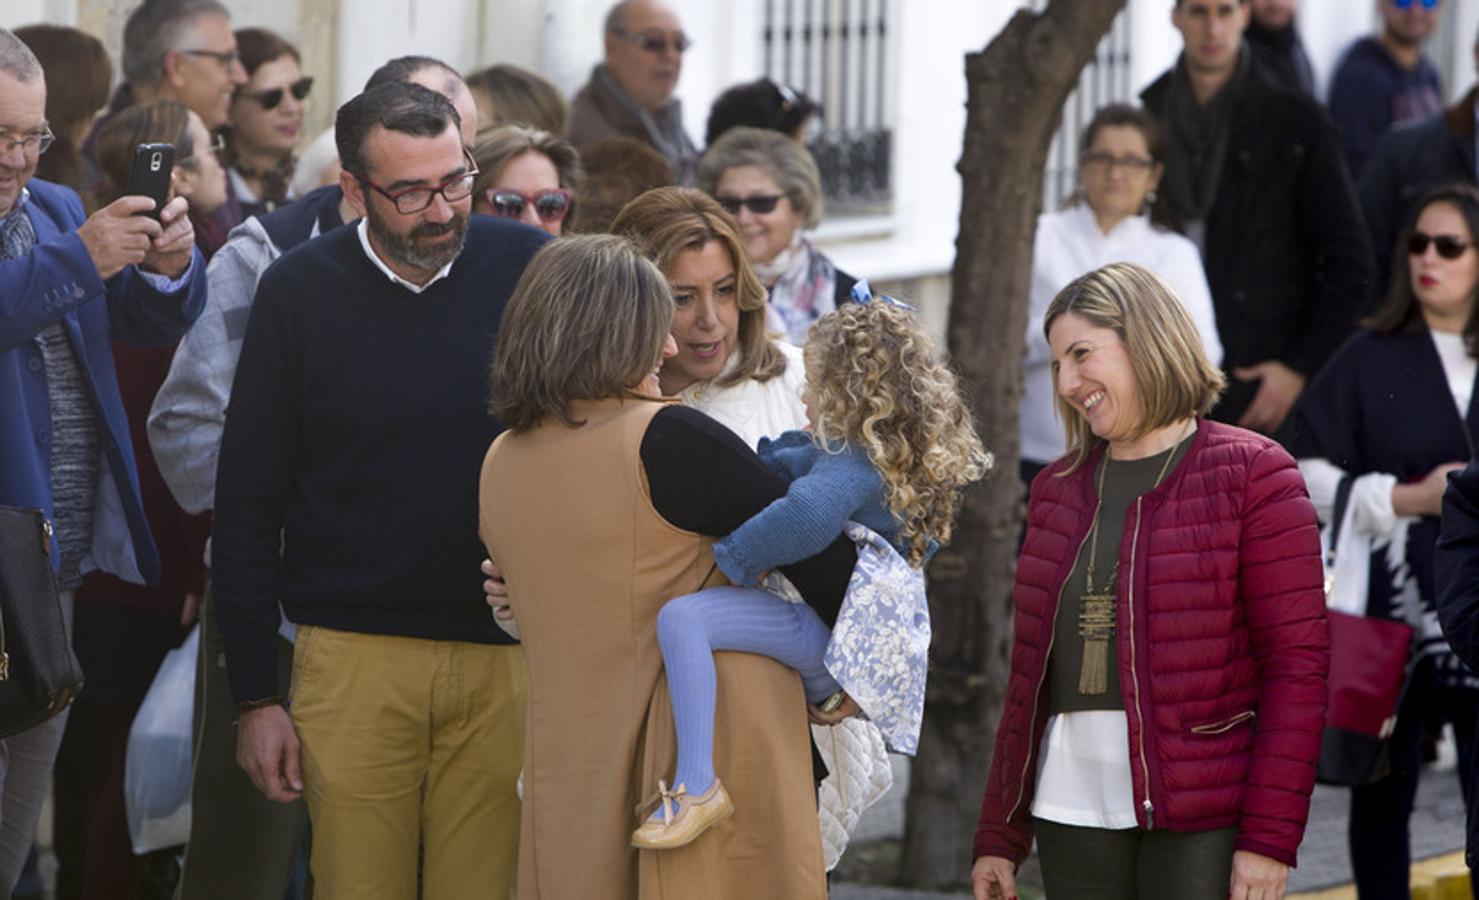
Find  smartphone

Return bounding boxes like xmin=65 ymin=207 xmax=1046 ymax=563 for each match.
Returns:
xmin=128 ymin=143 xmax=174 ymax=221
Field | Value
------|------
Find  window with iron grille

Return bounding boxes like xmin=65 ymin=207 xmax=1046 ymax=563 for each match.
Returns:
xmin=1037 ymin=3 xmax=1135 ymax=210
xmin=762 ymin=0 xmax=892 ymax=216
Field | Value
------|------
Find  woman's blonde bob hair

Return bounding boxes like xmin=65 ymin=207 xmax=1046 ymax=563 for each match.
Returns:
xmin=610 ymin=186 xmax=788 ymax=387
xmin=489 ymin=234 xmax=674 ymax=432
xmin=1044 ymin=262 xmax=1225 ymax=473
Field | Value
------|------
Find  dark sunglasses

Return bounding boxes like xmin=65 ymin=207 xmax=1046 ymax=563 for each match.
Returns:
xmin=486 ymin=188 xmax=572 ymax=223
xmin=240 ymin=77 xmax=314 ymax=110
xmin=1408 ymin=231 xmax=1470 ymax=259
xmin=1392 ymin=0 xmax=1439 ymax=9
xmin=715 ymin=193 xmax=786 ymax=216
xmin=612 ymin=28 xmax=692 ymax=55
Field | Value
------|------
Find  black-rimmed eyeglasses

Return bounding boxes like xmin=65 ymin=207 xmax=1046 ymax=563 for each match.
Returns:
xmin=357 ymin=151 xmax=480 ymax=215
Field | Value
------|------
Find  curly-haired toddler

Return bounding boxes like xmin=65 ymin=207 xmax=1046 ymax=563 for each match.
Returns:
xmin=631 ymin=290 xmax=991 ymax=851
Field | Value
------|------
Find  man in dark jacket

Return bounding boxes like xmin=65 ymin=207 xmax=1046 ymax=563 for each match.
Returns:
xmin=1359 ymin=30 xmax=1478 ymax=296
xmin=1142 ymin=0 xmax=1373 ymax=440
xmin=1434 ymin=460 xmax=1479 ymax=867
xmin=1246 ymin=0 xmax=1315 ymax=96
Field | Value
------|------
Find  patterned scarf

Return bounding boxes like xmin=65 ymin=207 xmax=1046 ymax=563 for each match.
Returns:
xmin=756 ymin=235 xmax=837 ymax=346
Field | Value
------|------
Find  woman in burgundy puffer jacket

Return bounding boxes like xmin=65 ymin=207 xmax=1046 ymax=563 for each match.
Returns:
xmin=972 ymin=263 xmax=1329 ymax=900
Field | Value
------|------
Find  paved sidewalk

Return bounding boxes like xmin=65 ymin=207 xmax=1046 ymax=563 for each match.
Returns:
xmin=831 ymin=755 xmax=1470 ymax=899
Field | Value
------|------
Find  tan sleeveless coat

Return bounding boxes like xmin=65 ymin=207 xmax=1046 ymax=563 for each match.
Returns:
xmin=479 ymin=396 xmax=826 ymax=899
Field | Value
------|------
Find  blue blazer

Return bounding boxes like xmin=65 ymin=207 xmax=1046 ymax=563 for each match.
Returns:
xmin=0 ymin=178 xmax=206 ymax=585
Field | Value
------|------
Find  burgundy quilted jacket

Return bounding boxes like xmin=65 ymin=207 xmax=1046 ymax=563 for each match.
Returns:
xmin=973 ymin=420 xmax=1329 ymax=868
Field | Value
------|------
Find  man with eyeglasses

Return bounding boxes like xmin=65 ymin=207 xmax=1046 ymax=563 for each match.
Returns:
xmin=1329 ymin=0 xmax=1444 ymax=180
xmin=0 ymin=29 xmax=205 ymax=893
xmin=148 ymin=53 xmax=484 ymax=900
xmin=1360 ymin=23 xmax=1479 ymax=295
xmin=210 ymin=81 xmax=547 ymax=897
xmin=1142 ymin=0 xmax=1372 ymax=444
xmin=569 ymin=0 xmax=697 ymax=181
xmin=81 ymin=0 xmax=247 ymax=253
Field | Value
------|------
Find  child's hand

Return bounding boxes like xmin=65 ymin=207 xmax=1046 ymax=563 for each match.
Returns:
xmin=807 ymin=693 xmax=861 ymax=725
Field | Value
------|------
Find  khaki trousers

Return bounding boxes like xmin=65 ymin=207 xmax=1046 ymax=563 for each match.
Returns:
xmin=290 ymin=625 xmax=526 ymax=900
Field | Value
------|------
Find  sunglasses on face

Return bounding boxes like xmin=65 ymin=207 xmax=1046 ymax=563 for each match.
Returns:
xmin=715 ymin=193 xmax=786 ymax=216
xmin=1391 ymin=0 xmax=1439 ymax=9
xmin=486 ymin=188 xmax=572 ymax=223
xmin=1408 ymin=231 xmax=1470 ymax=259
xmin=240 ymin=76 xmax=314 ymax=110
xmin=612 ymin=28 xmax=692 ymax=55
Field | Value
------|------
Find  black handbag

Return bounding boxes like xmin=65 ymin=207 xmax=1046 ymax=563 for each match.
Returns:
xmin=0 ymin=505 xmax=84 ymax=737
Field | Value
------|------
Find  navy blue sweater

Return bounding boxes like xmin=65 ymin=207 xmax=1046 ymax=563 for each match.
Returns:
xmin=212 ymin=216 xmax=550 ymax=703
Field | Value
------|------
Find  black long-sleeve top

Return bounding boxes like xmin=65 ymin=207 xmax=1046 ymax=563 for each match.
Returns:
xmin=640 ymin=404 xmax=854 ymax=626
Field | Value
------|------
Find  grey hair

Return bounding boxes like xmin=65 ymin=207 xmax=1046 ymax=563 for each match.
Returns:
xmin=122 ymin=0 xmax=231 ymax=88
xmin=697 ymin=126 xmax=824 ymax=230
xmin=0 ymin=28 xmax=43 ymax=82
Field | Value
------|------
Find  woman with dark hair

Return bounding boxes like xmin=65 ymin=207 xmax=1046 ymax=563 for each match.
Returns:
xmin=224 ymin=27 xmax=310 ymax=217
xmin=704 ymin=76 xmax=820 ymax=146
xmin=1021 ymin=103 xmax=1222 ymax=483
xmin=53 ymin=99 xmax=225 ymax=900
xmin=1293 ymin=182 xmax=1479 ymax=898
xmin=14 ymin=25 xmax=112 ymax=203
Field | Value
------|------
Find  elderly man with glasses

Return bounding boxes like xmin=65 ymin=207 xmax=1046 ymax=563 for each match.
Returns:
xmin=568 ymin=0 xmax=697 ymax=181
xmin=210 ymin=80 xmax=547 ymax=898
xmin=81 ymin=0 xmax=248 ymax=254
xmin=0 ymin=28 xmax=205 ymax=893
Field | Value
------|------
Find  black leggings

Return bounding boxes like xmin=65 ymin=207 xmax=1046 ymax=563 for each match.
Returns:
xmin=1034 ymin=818 xmax=1236 ymax=900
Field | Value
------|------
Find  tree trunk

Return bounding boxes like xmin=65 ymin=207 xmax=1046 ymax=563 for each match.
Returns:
xmin=900 ymin=1 xmax=1126 ymax=886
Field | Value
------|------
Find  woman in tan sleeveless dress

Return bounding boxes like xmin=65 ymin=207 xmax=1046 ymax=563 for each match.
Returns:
xmin=479 ymin=235 xmax=853 ymax=899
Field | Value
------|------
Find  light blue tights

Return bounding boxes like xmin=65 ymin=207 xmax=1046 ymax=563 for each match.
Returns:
xmin=655 ymin=586 xmax=840 ymax=798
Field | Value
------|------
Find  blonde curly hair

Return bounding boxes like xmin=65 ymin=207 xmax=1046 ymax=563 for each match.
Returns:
xmin=804 ymin=301 xmax=992 ymax=566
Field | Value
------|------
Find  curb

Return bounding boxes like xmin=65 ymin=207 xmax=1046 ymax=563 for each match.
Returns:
xmin=1289 ymin=851 xmax=1470 ymax=900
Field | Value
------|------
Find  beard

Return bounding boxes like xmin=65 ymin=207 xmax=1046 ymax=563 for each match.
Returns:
xmin=365 ymin=202 xmax=468 ymax=276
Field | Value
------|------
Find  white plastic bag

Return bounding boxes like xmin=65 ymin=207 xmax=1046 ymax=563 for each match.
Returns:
xmin=125 ymin=624 xmax=198 ymax=854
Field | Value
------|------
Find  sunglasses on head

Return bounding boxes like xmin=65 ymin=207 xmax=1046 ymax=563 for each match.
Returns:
xmin=486 ymin=188 xmax=572 ymax=223
xmin=1408 ymin=231 xmax=1470 ymax=259
xmin=240 ymin=76 xmax=314 ymax=110
xmin=1391 ymin=0 xmax=1439 ymax=9
xmin=715 ymin=193 xmax=786 ymax=216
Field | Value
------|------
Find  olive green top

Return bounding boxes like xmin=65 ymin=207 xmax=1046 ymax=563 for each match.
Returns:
xmin=1047 ymin=439 xmax=1191 ymax=715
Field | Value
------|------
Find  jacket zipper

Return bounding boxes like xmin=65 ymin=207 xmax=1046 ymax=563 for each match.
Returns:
xmin=1126 ymin=497 xmax=1153 ymax=830
xmin=1006 ymin=498 xmax=1098 ymax=824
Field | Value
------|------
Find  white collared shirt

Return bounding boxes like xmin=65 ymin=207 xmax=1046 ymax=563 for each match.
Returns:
xmin=355 ymin=218 xmax=454 ymax=294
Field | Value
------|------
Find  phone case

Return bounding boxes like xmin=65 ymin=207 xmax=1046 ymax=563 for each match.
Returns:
xmin=128 ymin=143 xmax=174 ymax=221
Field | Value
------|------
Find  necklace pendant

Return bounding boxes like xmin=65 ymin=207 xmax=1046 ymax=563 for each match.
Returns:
xmin=1078 ymin=591 xmax=1116 ymax=695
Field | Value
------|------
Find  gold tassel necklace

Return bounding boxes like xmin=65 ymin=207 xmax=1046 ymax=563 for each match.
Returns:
xmin=1078 ymin=425 xmax=1191 ymax=695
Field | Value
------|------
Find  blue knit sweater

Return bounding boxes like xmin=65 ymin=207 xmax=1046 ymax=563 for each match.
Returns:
xmin=712 ymin=431 xmax=901 ymax=586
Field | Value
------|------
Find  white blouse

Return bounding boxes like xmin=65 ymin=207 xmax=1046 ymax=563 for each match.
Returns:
xmin=679 ymin=341 xmax=809 ymax=445
xmin=1021 ymin=205 xmax=1223 ymax=465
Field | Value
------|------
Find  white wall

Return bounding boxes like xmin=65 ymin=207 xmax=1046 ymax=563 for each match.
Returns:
xmin=0 ymin=0 xmax=73 ymax=29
